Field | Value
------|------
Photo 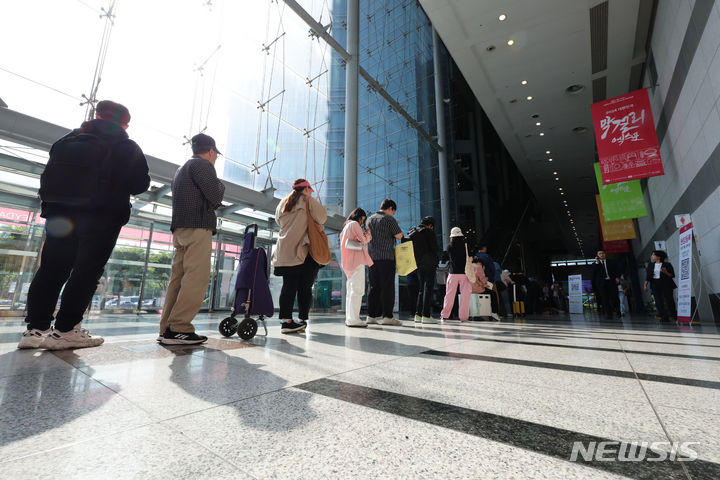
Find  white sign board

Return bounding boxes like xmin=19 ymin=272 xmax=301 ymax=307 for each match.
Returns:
xmin=653 ymin=240 xmax=666 ymax=251
xmin=568 ymin=274 xmax=584 ymax=314
xmin=675 ymin=214 xmax=692 ymax=229
xmin=677 ymin=222 xmax=693 ymax=324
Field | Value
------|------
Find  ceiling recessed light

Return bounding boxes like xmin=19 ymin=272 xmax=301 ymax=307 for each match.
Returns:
xmin=507 ymin=39 xmax=515 ymax=46
xmin=555 ymin=177 xmax=559 ymax=180
xmin=548 ymin=158 xmax=553 ymax=162
xmin=521 ymin=80 xmax=528 ymax=85
xmin=561 ymin=192 xmax=565 ymax=195
xmin=509 ymin=98 xmax=518 ymax=103
xmin=536 ymin=122 xmax=541 ymax=126
xmin=553 ymin=172 xmax=558 ymax=174
xmin=487 ymin=45 xmax=496 ymax=52
xmin=499 ymin=14 xmax=507 ymax=21
xmin=526 ymin=96 xmax=533 ymax=100
xmin=558 ymin=188 xmax=563 ymax=191
xmin=545 ymin=150 xmax=551 ymax=154
xmin=565 ymin=84 xmax=585 ymax=94
xmin=539 ymin=132 xmax=545 ymax=136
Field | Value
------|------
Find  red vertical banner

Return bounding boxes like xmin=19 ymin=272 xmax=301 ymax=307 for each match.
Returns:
xmin=591 ymin=88 xmax=664 ymax=184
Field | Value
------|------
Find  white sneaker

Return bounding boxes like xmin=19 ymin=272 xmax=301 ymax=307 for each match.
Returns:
xmin=40 ymin=327 xmax=104 ymax=350
xmin=379 ymin=317 xmax=402 ymax=326
xmin=345 ymin=320 xmax=368 ymax=328
xmin=17 ymin=328 xmax=52 ymax=349
xmin=491 ymin=313 xmax=501 ymax=322
xmin=421 ymin=316 xmax=438 ymax=324
xmin=366 ymin=316 xmax=381 ymax=324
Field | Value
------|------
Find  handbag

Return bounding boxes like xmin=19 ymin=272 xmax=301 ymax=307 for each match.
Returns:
xmin=464 ymin=243 xmax=476 ymax=283
xmin=306 ymin=200 xmax=331 ymax=265
xmin=395 ymin=241 xmax=417 ymax=276
xmin=344 ymin=238 xmax=363 ymax=251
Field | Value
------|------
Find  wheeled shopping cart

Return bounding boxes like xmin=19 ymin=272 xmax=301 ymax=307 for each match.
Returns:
xmin=218 ymin=224 xmax=274 ymax=340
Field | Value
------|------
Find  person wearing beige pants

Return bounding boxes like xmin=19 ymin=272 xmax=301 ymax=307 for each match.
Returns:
xmin=159 ymin=228 xmax=213 ymax=336
xmin=159 ymin=133 xmax=225 ymax=345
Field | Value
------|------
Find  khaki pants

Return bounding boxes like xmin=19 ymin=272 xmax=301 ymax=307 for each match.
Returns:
xmin=159 ymin=228 xmax=212 ymax=334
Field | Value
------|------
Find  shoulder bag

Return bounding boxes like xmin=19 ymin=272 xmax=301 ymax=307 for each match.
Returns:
xmin=306 ymin=201 xmax=332 ymax=265
xmin=464 ymin=243 xmax=476 ymax=283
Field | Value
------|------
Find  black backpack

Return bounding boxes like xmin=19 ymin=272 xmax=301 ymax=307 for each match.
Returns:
xmin=407 ymin=226 xmax=427 ymax=264
xmin=39 ymin=132 xmax=114 ymax=207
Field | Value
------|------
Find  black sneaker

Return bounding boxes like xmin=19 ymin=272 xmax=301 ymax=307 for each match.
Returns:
xmin=160 ymin=328 xmax=208 ymax=345
xmin=281 ymin=321 xmax=307 ymax=334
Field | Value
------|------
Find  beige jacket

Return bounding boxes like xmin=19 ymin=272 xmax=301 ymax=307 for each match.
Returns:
xmin=272 ymin=195 xmax=328 ymax=267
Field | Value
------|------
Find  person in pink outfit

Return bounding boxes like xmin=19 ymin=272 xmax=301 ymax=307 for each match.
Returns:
xmin=470 ymin=262 xmax=488 ymax=294
xmin=441 ymin=227 xmax=474 ymax=322
xmin=340 ymin=208 xmax=373 ymax=327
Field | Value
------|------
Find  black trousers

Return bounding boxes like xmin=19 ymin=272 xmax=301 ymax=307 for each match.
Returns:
xmin=597 ymin=279 xmax=620 ymax=318
xmin=367 ymin=259 xmax=395 ymax=319
xmin=25 ymin=215 xmax=122 ymax=332
xmin=415 ymin=266 xmax=436 ymax=317
xmin=277 ymin=255 xmax=320 ymax=321
xmin=652 ymin=279 xmax=676 ymax=321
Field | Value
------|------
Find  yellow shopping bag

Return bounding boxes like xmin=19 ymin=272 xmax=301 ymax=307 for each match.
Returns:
xmin=394 ymin=242 xmax=417 ymax=276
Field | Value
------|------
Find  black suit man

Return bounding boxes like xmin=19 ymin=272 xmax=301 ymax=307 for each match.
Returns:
xmin=592 ymin=249 xmax=621 ymax=319
xmin=644 ymin=250 xmax=677 ymax=322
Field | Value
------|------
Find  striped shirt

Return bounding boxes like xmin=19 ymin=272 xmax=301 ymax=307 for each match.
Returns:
xmin=170 ymin=156 xmax=225 ymax=234
xmin=367 ymin=211 xmax=402 ymax=261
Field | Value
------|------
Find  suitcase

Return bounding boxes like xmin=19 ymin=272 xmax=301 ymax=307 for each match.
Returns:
xmin=467 ymin=293 xmax=492 ymax=318
xmin=512 ymin=284 xmax=525 ymax=316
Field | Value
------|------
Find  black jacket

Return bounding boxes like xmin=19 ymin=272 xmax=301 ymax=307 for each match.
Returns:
xmin=646 ymin=261 xmax=677 ymax=289
xmin=41 ymin=119 xmax=150 ymax=225
xmin=446 ymin=238 xmax=467 ymax=274
xmin=592 ymin=258 xmax=620 ymax=287
xmin=409 ymin=225 xmax=438 ymax=269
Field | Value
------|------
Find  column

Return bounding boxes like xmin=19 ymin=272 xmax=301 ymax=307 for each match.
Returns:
xmin=432 ymin=29 xmax=450 ymax=245
xmin=343 ymin=0 xmax=359 ymax=216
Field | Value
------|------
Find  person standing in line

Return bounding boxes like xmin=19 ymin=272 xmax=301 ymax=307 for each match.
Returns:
xmin=158 ymin=133 xmax=225 ymax=344
xmin=500 ymin=270 xmax=514 ymax=317
xmin=19 ymin=100 xmax=150 ymax=350
xmin=474 ymin=245 xmax=501 ymax=321
xmin=440 ymin=228 xmax=473 ymax=322
xmin=366 ymin=199 xmax=404 ymax=326
xmin=339 ymin=208 xmax=373 ymax=327
xmin=407 ymin=216 xmax=439 ymax=324
xmin=592 ymin=249 xmax=621 ymax=319
xmin=272 ymin=179 xmax=328 ymax=333
xmin=644 ymin=250 xmax=677 ymax=323
xmin=618 ymin=277 xmax=630 ymax=316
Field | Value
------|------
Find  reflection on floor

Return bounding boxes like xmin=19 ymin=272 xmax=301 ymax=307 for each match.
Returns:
xmin=1 ymin=312 xmax=720 ymax=479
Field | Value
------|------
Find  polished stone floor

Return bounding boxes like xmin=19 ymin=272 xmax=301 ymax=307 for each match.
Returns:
xmin=1 ymin=311 xmax=720 ymax=479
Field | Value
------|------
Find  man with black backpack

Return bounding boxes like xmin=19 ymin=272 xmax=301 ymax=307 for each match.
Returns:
xmin=408 ymin=216 xmax=439 ymax=324
xmin=18 ymin=100 xmax=150 ymax=350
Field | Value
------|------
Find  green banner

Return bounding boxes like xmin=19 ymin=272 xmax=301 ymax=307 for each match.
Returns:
xmin=594 ymin=163 xmax=647 ymax=221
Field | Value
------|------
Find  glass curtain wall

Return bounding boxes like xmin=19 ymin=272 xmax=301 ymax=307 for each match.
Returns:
xmin=0 ymin=206 xmax=44 ymax=313
xmin=329 ymin=0 xmax=440 ymax=234
xmin=0 ymin=0 xmax=445 ymax=315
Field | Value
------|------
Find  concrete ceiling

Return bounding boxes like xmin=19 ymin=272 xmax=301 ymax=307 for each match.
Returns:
xmin=420 ymin=0 xmax=654 ymax=257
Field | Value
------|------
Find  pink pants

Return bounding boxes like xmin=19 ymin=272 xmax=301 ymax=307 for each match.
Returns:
xmin=441 ymin=273 xmax=473 ymax=321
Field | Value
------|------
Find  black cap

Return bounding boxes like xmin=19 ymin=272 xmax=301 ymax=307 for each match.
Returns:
xmin=191 ymin=133 xmax=222 ymax=156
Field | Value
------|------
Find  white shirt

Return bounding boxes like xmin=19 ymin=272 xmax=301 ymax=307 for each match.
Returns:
xmin=653 ymin=263 xmax=662 ymax=279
